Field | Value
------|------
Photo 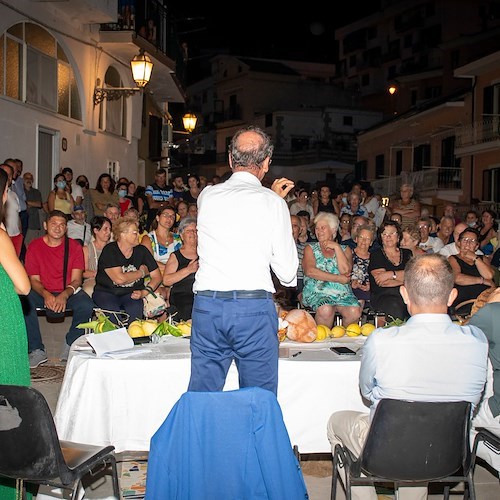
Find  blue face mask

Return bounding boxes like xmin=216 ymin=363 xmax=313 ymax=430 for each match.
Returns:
xmin=118 ymin=190 xmax=127 ymax=198
xmin=56 ymin=181 xmax=66 ymax=190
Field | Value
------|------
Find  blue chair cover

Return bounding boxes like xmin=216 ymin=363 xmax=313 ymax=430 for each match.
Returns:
xmin=145 ymin=386 xmax=308 ymax=499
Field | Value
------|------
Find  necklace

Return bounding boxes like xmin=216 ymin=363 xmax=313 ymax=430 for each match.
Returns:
xmin=382 ymin=246 xmax=402 ymax=267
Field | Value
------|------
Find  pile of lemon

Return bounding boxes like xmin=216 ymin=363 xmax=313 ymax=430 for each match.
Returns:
xmin=315 ymin=322 xmax=376 ymax=341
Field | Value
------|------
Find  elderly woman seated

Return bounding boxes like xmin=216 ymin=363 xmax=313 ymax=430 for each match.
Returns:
xmin=301 ymin=212 xmax=361 ymax=327
xmin=162 ymin=217 xmax=199 ymax=322
xmin=93 ymin=216 xmax=162 ymax=325
xmin=448 ymin=227 xmax=496 ymax=316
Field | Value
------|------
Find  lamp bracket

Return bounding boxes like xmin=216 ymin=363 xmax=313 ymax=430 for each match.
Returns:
xmin=93 ymin=87 xmax=142 ymax=106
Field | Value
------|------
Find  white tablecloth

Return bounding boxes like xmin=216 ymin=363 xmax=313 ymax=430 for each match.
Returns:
xmin=54 ymin=336 xmax=369 ymax=454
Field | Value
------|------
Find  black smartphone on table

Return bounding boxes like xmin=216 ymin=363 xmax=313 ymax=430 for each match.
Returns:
xmin=330 ymin=346 xmax=357 ymax=355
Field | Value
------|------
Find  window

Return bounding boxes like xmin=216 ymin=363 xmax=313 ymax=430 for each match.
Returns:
xmin=0 ymin=22 xmax=81 ymax=120
xmin=413 ymin=144 xmax=430 ymax=171
xmin=98 ymin=67 xmax=127 ymax=137
xmin=375 ymin=154 xmax=385 ymax=178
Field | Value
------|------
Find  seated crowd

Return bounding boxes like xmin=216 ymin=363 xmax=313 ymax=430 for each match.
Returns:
xmin=3 ymin=161 xmax=500 ymax=484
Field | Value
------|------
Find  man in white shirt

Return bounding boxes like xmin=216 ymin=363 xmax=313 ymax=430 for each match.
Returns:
xmin=439 ymin=221 xmax=484 ymax=258
xmin=189 ymin=126 xmax=298 ymax=395
xmin=327 ymin=253 xmax=488 ymax=500
xmin=417 ymin=216 xmax=444 ymax=253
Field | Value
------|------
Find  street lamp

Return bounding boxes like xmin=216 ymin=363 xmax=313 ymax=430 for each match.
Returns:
xmin=182 ymin=113 xmax=197 ymax=170
xmin=93 ymin=48 xmax=154 ymax=105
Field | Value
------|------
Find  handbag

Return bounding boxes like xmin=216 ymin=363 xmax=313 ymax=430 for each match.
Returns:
xmin=143 ymin=285 xmax=167 ymax=318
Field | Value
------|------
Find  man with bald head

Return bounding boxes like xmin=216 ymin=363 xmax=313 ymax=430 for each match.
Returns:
xmin=327 ymin=254 xmax=488 ymax=500
xmin=439 ymin=221 xmax=484 ymax=258
xmin=189 ymin=126 xmax=298 ymax=395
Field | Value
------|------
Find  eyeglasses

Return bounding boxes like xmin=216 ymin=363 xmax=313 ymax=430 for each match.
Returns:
xmin=381 ymin=232 xmax=398 ymax=238
xmin=160 ymin=213 xmax=175 ymax=219
xmin=418 ymin=224 xmax=429 ymax=229
xmin=461 ymin=237 xmax=477 ymax=244
xmin=125 ymin=230 xmax=138 ymax=235
xmin=357 ymin=236 xmax=372 ymax=241
xmin=340 ymin=220 xmax=351 ymax=224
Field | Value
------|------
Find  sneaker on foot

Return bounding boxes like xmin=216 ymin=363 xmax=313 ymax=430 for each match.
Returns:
xmin=60 ymin=343 xmax=71 ymax=362
xmin=29 ymin=349 xmax=48 ymax=369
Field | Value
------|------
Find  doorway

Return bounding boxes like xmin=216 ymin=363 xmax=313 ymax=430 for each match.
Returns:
xmin=37 ymin=127 xmax=59 ymax=202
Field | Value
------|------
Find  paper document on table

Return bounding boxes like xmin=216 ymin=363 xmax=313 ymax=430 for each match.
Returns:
xmin=85 ymin=328 xmax=134 ymax=357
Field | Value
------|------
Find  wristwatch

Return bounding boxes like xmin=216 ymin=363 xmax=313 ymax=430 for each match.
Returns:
xmin=392 ymin=271 xmax=397 ymax=280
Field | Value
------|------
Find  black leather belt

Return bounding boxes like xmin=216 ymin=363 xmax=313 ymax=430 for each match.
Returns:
xmin=196 ymin=290 xmax=273 ymax=299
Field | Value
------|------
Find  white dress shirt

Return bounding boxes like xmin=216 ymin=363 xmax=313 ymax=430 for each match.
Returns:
xmin=194 ymin=171 xmax=298 ymax=292
xmin=359 ymin=313 xmax=488 ymax=418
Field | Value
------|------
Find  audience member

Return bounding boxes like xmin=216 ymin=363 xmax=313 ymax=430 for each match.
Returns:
xmin=103 ymin=202 xmax=120 ymax=226
xmin=390 ymin=212 xmax=402 ymax=225
xmin=340 ymin=191 xmax=368 ymax=218
xmin=91 ymin=173 xmax=119 ymax=216
xmin=123 ymin=207 xmax=147 ymax=242
xmin=176 ymin=200 xmax=189 ymax=223
xmin=141 ymin=205 xmax=182 ymax=278
xmin=145 ymin=168 xmax=174 ymax=230
xmin=368 ymin=220 xmax=412 ymax=321
xmin=313 ymin=184 xmax=340 ymax=216
xmin=302 ymin=212 xmax=361 ymax=327
xmin=449 ymin=227 xmax=495 ymax=316
xmin=360 ymin=183 xmax=379 ymax=221
xmin=117 ymin=181 xmax=133 ymax=215
xmin=23 ymin=171 xmax=44 ymax=246
xmin=342 ymin=215 xmax=369 ymax=250
xmin=162 ymin=217 xmax=199 ymax=322
xmin=289 ymin=188 xmax=314 ymax=220
xmin=465 ymin=209 xmax=480 ymax=229
xmin=5 ymin=158 xmax=28 ymax=258
xmin=417 ymin=216 xmax=444 ymax=253
xmin=351 ymin=224 xmax=375 ymax=308
xmin=0 ymin=163 xmax=22 ymax=256
xmin=436 ymin=214 xmax=455 ymax=246
xmin=187 ymin=202 xmax=198 ymax=218
xmin=439 ymin=221 xmax=483 ymax=258
xmin=337 ymin=212 xmax=352 ymax=243
xmin=62 ymin=167 xmax=83 ymax=206
xmin=183 ymin=174 xmax=201 ymax=205
xmin=22 ymin=210 xmax=95 ymax=366
xmin=429 ymin=215 xmax=440 ymax=236
xmin=297 ymin=209 xmax=316 ymax=242
xmin=469 ymin=287 xmax=500 ymax=472
xmin=82 ymin=216 xmax=112 ymax=297
xmin=47 ymin=172 xmax=74 ymax=217
xmin=327 ymin=253 xmax=488 ymax=500
xmin=400 ymin=224 xmax=425 ymax=257
xmin=479 ymin=209 xmax=498 ymax=256
xmin=75 ymin=174 xmax=94 ymax=222
xmin=126 ymin=181 xmax=138 ymax=209
xmin=389 ymin=183 xmax=421 ymax=229
xmin=93 ymin=216 xmax=162 ymax=325
xmin=67 ymin=205 xmax=91 ymax=246
xmin=443 ymin=202 xmax=461 ymax=225
xmin=171 ymin=174 xmax=186 ymax=201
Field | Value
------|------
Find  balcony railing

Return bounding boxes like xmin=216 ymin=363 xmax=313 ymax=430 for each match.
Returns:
xmin=100 ymin=0 xmax=185 ymax=79
xmin=455 ymin=116 xmax=500 ymax=148
xmin=371 ymin=166 xmax=463 ymax=197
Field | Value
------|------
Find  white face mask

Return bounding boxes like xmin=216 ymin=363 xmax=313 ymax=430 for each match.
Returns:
xmin=467 ymin=222 xmax=476 ymax=227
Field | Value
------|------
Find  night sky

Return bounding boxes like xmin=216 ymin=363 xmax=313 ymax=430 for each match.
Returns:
xmin=171 ymin=3 xmax=381 ymax=83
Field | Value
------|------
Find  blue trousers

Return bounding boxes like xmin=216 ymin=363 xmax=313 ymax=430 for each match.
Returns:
xmin=188 ymin=295 xmax=279 ymax=395
xmin=92 ymin=289 xmax=143 ymax=326
xmin=23 ymin=289 xmax=95 ymax=352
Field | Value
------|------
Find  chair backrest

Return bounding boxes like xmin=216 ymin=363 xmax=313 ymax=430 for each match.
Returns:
xmin=0 ymin=384 xmax=69 ymax=483
xmin=360 ymin=399 xmax=471 ymax=481
xmin=145 ymin=387 xmax=308 ymax=499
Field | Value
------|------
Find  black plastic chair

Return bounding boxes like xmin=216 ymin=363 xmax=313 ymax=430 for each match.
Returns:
xmin=331 ymin=399 xmax=475 ymax=500
xmin=0 ymin=384 xmax=120 ymax=499
xmin=472 ymin=427 xmax=500 ymax=470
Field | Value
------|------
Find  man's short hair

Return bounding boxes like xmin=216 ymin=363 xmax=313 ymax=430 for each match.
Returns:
xmin=404 ymin=254 xmax=454 ymax=307
xmin=62 ymin=167 xmax=73 ymax=175
xmin=155 ymin=168 xmax=167 ymax=176
xmin=47 ymin=210 xmax=68 ymax=221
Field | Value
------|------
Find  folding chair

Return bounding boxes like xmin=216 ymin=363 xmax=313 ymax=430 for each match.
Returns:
xmin=331 ymin=399 xmax=475 ymax=500
xmin=0 ymin=384 xmax=120 ymax=499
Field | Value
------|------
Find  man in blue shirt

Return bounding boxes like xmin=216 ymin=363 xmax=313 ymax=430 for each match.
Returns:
xmin=327 ymin=253 xmax=488 ymax=500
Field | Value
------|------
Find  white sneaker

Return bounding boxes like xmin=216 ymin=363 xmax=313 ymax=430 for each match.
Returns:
xmin=29 ymin=349 xmax=48 ymax=368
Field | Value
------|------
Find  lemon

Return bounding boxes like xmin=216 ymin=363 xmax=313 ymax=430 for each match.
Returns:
xmin=345 ymin=323 xmax=362 ymax=337
xmin=316 ymin=324 xmax=330 ymax=341
xmin=177 ymin=322 xmax=192 ymax=336
xmin=361 ymin=323 xmax=376 ymax=336
xmin=330 ymin=325 xmax=346 ymax=338
xmin=128 ymin=320 xmax=145 ymax=338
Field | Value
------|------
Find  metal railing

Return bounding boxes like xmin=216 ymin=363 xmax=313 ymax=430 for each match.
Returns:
xmin=455 ymin=116 xmax=500 ymax=148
